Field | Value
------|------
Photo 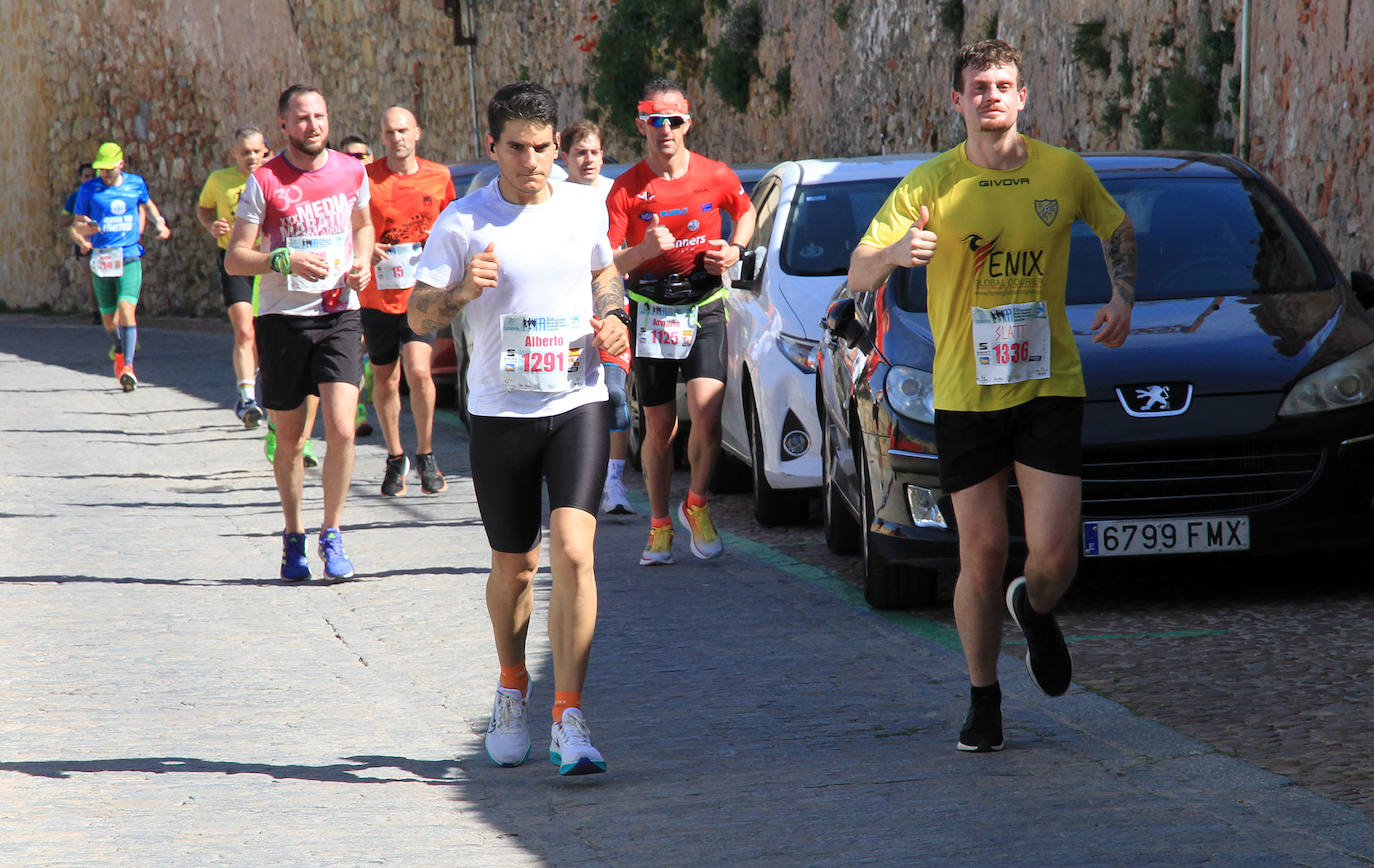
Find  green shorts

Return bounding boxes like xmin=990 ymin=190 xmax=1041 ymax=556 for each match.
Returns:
xmin=91 ymin=257 xmax=143 ymax=314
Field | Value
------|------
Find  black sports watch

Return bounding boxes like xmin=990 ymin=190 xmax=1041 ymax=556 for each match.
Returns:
xmin=604 ymin=308 xmax=633 ymax=328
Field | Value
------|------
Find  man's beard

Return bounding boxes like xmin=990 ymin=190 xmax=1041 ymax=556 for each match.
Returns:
xmin=290 ymin=134 xmax=325 ymax=157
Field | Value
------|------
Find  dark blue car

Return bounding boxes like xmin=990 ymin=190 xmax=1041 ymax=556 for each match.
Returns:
xmin=818 ymin=152 xmax=1374 ymax=609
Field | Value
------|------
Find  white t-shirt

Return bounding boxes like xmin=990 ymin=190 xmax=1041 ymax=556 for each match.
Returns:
xmin=414 ymin=178 xmax=614 ymax=418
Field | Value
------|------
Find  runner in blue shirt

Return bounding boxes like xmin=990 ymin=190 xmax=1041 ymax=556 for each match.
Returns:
xmin=70 ymin=142 xmax=171 ymax=391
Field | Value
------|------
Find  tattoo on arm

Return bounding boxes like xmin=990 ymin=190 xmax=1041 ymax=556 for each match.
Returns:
xmin=1103 ymin=215 xmax=1137 ymax=305
xmin=408 ymin=282 xmax=466 ymax=334
xmin=591 ymin=267 xmax=625 ymax=319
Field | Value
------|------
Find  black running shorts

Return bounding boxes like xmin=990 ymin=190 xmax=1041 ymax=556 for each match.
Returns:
xmin=630 ymin=297 xmax=727 ymax=408
xmin=360 ymin=308 xmax=434 ymax=367
xmin=934 ymin=396 xmax=1084 ymax=493
xmin=255 ymin=310 xmax=365 ymax=411
xmin=468 ymin=402 xmax=611 ymax=553
xmin=217 ymin=249 xmax=257 ymax=307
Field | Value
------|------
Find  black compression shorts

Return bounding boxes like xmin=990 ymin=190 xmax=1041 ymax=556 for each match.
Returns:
xmin=218 ymin=249 xmax=256 ymax=307
xmin=468 ymin=401 xmax=610 ymax=553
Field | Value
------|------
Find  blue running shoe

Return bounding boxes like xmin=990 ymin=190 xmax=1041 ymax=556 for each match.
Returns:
xmin=280 ymin=531 xmax=310 ymax=581
xmin=318 ymin=527 xmax=355 ymax=579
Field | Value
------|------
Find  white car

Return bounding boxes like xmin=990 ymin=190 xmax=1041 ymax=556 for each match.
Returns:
xmin=720 ymin=155 xmax=930 ymax=525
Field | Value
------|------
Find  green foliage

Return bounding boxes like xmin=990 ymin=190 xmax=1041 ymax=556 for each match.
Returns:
xmin=590 ymin=0 xmax=708 ymax=141
xmin=981 ymin=12 xmax=999 ymax=41
xmin=938 ymin=0 xmax=964 ymax=37
xmin=517 ymin=64 xmax=531 ymax=82
xmin=1134 ymin=77 xmax=1166 ymax=148
xmin=708 ymin=1 xmax=764 ymax=113
xmin=1071 ymin=19 xmax=1111 ymax=74
xmin=772 ymin=63 xmax=793 ymax=113
xmin=831 ymin=3 xmax=850 ymax=30
xmin=1154 ymin=27 xmax=1176 ymax=48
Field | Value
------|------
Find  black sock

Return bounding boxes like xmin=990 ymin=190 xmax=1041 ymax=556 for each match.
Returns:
xmin=971 ymin=681 xmax=1001 ymax=701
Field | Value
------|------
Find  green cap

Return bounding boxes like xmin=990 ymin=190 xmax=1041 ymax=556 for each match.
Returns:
xmin=91 ymin=142 xmax=124 ymax=170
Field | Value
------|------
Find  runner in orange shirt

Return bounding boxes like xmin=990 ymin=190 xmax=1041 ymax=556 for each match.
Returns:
xmin=360 ymin=107 xmax=457 ymax=496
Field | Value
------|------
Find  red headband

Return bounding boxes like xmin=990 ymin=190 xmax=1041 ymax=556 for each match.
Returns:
xmin=637 ymin=95 xmax=689 ymax=115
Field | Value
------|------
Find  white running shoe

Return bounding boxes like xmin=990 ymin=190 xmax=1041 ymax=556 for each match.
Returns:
xmin=484 ymin=685 xmax=531 ymax=767
xmin=600 ymin=478 xmax=636 ymax=515
xmin=549 ymin=707 xmax=606 ymax=776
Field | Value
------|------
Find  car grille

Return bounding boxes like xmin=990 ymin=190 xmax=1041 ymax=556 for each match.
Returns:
xmin=1076 ymin=441 xmax=1325 ymax=519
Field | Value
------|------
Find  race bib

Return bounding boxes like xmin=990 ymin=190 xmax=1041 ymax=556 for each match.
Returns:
xmin=90 ymin=246 xmax=124 ymax=278
xmin=971 ymin=301 xmax=1051 ymax=385
xmin=636 ymin=301 xmax=698 ymax=360
xmin=500 ymin=313 xmax=589 ymax=392
xmin=285 ymin=233 xmax=349 ymax=294
xmin=375 ymin=241 xmax=424 ymax=291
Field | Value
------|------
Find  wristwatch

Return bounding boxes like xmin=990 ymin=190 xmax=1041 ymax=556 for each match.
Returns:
xmin=731 ymin=242 xmax=747 ymax=258
xmin=604 ymin=308 xmax=632 ymax=328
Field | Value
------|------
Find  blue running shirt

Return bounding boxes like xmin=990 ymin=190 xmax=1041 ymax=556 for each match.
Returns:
xmin=73 ymin=173 xmax=151 ymax=259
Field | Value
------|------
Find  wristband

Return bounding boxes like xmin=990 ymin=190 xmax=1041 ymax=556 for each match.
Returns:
xmin=270 ymin=247 xmax=292 ymax=276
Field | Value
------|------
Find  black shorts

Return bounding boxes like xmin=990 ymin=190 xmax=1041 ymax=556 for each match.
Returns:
xmin=630 ymin=297 xmax=727 ymax=408
xmin=468 ymin=402 xmax=610 ymax=553
xmin=255 ymin=310 xmax=365 ymax=411
xmin=217 ymin=249 xmax=256 ymax=307
xmin=934 ymin=396 xmax=1084 ymax=493
xmin=360 ymin=307 xmax=434 ymax=367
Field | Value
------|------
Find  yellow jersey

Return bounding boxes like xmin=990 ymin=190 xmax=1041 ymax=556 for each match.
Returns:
xmin=197 ymin=166 xmax=250 ymax=250
xmin=860 ymin=137 xmax=1125 ymax=412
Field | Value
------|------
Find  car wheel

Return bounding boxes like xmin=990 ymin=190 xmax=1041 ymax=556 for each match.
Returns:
xmin=822 ymin=419 xmax=860 ymax=555
xmin=857 ymin=436 xmax=937 ymax=609
xmin=625 ymin=370 xmax=644 ymax=471
xmin=749 ymin=402 xmax=809 ymax=526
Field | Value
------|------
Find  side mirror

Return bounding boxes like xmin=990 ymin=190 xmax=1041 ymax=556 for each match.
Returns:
xmin=736 ymin=247 xmax=758 ymax=288
xmin=824 ymin=297 xmax=865 ymax=346
xmin=1353 ymin=271 xmax=1374 ymax=309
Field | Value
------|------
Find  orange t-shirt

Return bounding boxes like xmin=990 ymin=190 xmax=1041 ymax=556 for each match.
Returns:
xmin=360 ymin=157 xmax=457 ymax=314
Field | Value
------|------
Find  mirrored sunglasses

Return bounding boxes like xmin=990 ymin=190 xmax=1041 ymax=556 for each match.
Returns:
xmin=638 ymin=114 xmax=689 ymax=129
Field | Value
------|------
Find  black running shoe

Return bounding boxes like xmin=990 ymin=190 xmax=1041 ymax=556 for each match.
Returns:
xmin=416 ymin=452 xmax=447 ymax=494
xmin=1006 ymin=577 xmax=1072 ymax=697
xmin=381 ymin=454 xmax=409 ymax=496
xmin=956 ymin=690 xmax=1004 ymax=752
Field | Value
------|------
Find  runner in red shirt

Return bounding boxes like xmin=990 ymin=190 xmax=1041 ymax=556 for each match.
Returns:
xmin=606 ymin=79 xmax=756 ymax=566
xmin=359 ymin=107 xmax=457 ymax=496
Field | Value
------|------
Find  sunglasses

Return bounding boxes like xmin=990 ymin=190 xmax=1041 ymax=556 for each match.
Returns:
xmin=345 ymin=151 xmax=371 ymax=160
xmin=639 ymin=114 xmax=689 ymax=129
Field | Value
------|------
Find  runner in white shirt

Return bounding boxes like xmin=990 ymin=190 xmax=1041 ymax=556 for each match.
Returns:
xmin=409 ymin=81 xmax=630 ymax=777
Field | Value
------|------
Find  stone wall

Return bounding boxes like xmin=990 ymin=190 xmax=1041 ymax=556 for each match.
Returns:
xmin=6 ymin=0 xmax=1372 ymax=316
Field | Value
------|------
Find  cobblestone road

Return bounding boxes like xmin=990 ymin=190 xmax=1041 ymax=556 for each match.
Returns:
xmin=704 ymin=477 xmax=1374 ymax=818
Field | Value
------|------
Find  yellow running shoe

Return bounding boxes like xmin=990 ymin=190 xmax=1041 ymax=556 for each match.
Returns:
xmin=639 ymin=523 xmax=675 ymax=566
xmin=677 ymin=501 xmax=724 ymax=559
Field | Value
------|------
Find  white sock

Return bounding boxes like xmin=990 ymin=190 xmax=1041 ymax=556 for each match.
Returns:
xmin=607 ymin=458 xmax=624 ymax=482
xmin=238 ymin=380 xmax=256 ymax=402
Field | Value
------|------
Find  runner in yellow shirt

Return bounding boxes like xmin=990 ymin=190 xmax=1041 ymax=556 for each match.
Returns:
xmin=850 ymin=39 xmax=1137 ymax=753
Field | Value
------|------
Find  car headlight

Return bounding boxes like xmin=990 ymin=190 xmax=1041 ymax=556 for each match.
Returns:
xmin=885 ymin=365 xmax=935 ymax=423
xmin=776 ymin=333 xmax=819 ymax=373
xmin=1278 ymin=342 xmax=1374 ymax=416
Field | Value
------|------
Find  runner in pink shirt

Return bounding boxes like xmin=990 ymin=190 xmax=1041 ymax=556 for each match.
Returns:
xmin=226 ymin=84 xmax=375 ymax=581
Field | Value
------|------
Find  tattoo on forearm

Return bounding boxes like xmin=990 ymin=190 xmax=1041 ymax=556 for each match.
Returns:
xmin=591 ymin=269 xmax=625 ymax=319
xmin=1103 ymin=217 xmax=1137 ymax=304
xmin=409 ymin=283 xmax=466 ymax=334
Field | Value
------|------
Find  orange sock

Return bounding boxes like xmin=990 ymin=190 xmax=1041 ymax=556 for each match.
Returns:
xmin=553 ymin=691 xmax=582 ymax=723
xmin=686 ymin=490 xmax=707 ymax=508
xmin=651 ymin=514 xmax=673 ymax=528
xmin=499 ymin=664 xmax=529 ymax=696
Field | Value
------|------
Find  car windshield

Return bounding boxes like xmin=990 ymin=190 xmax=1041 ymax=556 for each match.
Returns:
xmin=782 ymin=178 xmax=904 ymax=277
xmin=892 ymin=175 xmax=1325 ymax=311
